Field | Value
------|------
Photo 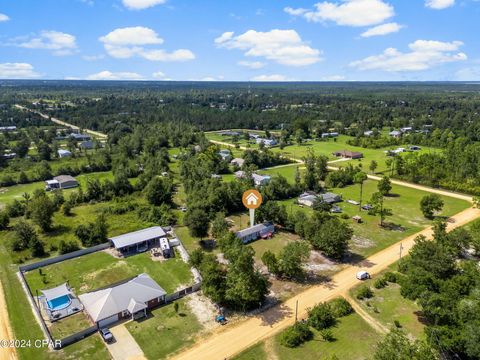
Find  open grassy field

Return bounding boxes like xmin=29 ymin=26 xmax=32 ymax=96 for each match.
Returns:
xmin=350 ymin=270 xmax=425 ymax=339
xmin=127 ymin=298 xmax=202 ymax=360
xmin=24 ymin=250 xmax=193 ymax=296
xmin=234 ymin=311 xmax=379 ymax=360
xmin=0 ymin=171 xmax=114 ymax=207
xmin=278 ymin=180 xmax=469 ymax=258
xmin=206 ymin=131 xmax=442 ymax=174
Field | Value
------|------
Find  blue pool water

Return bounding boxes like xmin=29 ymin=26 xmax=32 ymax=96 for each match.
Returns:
xmin=47 ymin=295 xmax=71 ymax=311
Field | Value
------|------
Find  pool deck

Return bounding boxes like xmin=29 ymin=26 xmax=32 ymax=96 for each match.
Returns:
xmin=38 ymin=296 xmax=84 ymax=322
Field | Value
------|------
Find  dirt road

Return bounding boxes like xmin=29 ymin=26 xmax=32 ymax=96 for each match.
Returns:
xmin=14 ymin=105 xmax=108 ymax=139
xmin=0 ymin=280 xmax=17 ymax=360
xmin=173 ymin=207 xmax=480 ymax=360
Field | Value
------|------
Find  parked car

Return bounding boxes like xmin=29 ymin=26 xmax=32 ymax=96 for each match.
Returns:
xmin=100 ymin=328 xmax=114 ymax=343
xmin=362 ymin=204 xmax=373 ymax=211
xmin=356 ymin=271 xmax=370 ymax=280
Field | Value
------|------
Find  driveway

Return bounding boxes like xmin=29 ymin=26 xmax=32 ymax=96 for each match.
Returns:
xmin=106 ymin=324 xmax=146 ymax=360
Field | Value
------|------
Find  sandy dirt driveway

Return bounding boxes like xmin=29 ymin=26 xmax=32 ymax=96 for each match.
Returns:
xmin=0 ymin=280 xmax=16 ymax=360
xmin=173 ymin=207 xmax=480 ymax=360
xmin=106 ymin=324 xmax=146 ymax=360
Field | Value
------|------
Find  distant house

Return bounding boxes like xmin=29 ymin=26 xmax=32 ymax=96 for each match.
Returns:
xmin=0 ymin=126 xmax=17 ymax=132
xmin=389 ymin=130 xmax=402 ymax=138
xmin=79 ymin=140 xmax=94 ymax=150
xmin=236 ymin=222 xmax=275 ymax=244
xmin=321 ymin=132 xmax=339 ymax=138
xmin=248 ymin=133 xmax=260 ymax=139
xmin=252 ymin=173 xmax=271 ymax=187
xmin=234 ymin=170 xmax=246 ymax=179
xmin=110 ymin=226 xmax=167 ymax=255
xmin=57 ymin=149 xmax=72 ymax=158
xmin=45 ymin=175 xmax=78 ymax=191
xmin=400 ymin=127 xmax=413 ymax=133
xmin=231 ymin=158 xmax=245 ymax=168
xmin=332 ymin=150 xmax=364 ymax=159
xmin=218 ymin=149 xmax=232 ymax=161
xmin=298 ymin=192 xmax=342 ymax=207
xmin=79 ymin=273 xmax=166 ymax=327
xmin=69 ymin=133 xmax=91 ymax=141
xmin=3 ymin=152 xmax=16 ymax=160
xmin=256 ymin=138 xmax=278 ymax=147
xmin=364 ymin=130 xmax=374 ymax=137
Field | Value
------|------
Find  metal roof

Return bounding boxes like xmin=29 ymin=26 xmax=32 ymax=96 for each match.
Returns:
xmin=41 ymin=283 xmax=71 ymax=302
xmin=53 ymin=175 xmax=77 ymax=184
xmin=79 ymin=273 xmax=166 ymax=322
xmin=236 ymin=222 xmax=273 ymax=238
xmin=110 ymin=226 xmax=166 ymax=249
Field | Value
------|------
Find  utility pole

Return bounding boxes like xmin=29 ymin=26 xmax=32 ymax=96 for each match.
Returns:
xmin=399 ymin=243 xmax=404 ymax=259
xmin=295 ymin=300 xmax=298 ymax=323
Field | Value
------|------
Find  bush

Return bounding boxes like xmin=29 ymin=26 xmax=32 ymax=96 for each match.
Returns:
xmin=340 ymin=213 xmax=350 ymax=220
xmin=394 ymin=320 xmax=402 ymax=328
xmin=329 ymin=297 xmax=354 ymax=318
xmin=320 ymin=329 xmax=335 ymax=342
xmin=279 ymin=323 xmax=313 ymax=348
xmin=307 ymin=303 xmax=336 ymax=330
xmin=0 ymin=211 xmax=10 ymax=230
xmin=383 ymin=272 xmax=398 ymax=283
xmin=58 ymin=240 xmax=80 ymax=255
xmin=356 ymin=285 xmax=374 ymax=300
xmin=374 ymin=278 xmax=388 ymax=289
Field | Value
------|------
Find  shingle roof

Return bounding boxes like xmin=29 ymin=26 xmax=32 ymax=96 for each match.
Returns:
xmin=109 ymin=226 xmax=166 ymax=249
xmin=79 ymin=273 xmax=166 ymax=322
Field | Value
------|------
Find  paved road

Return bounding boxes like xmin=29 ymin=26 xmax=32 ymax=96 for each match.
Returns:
xmin=106 ymin=324 xmax=146 ymax=360
xmin=14 ymin=105 xmax=108 ymax=139
xmin=173 ymin=207 xmax=479 ymax=360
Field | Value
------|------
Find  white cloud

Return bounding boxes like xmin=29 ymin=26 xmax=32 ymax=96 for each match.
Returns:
xmin=322 ymin=75 xmax=346 ymax=81
xmin=238 ymin=61 xmax=266 ymax=69
xmin=350 ymin=40 xmax=467 ymax=72
xmin=99 ymin=26 xmax=194 ymax=62
xmin=360 ymin=22 xmax=403 ymax=37
xmin=14 ymin=30 xmax=78 ymax=56
xmin=215 ymin=29 xmax=322 ymax=67
xmin=122 ymin=0 xmax=166 ymax=10
xmin=152 ymin=71 xmax=172 ymax=80
xmin=0 ymin=13 xmax=9 ymax=22
xmin=251 ymin=74 xmax=293 ymax=81
xmin=285 ymin=0 xmax=394 ymax=27
xmin=86 ymin=70 xmax=144 ymax=80
xmin=425 ymin=0 xmax=455 ymax=9
xmin=0 ymin=63 xmax=40 ymax=79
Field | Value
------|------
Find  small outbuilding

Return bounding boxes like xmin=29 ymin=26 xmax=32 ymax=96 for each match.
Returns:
xmin=332 ymin=150 xmax=364 ymax=159
xmin=45 ymin=175 xmax=78 ymax=190
xmin=57 ymin=149 xmax=72 ymax=158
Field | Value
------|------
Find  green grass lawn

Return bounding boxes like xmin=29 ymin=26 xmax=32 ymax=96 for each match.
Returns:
xmin=350 ymin=272 xmax=425 ymax=339
xmin=48 ymin=312 xmax=92 ymax=339
xmin=235 ymin=312 xmax=379 ymax=360
xmin=249 ymin=230 xmax=301 ymax=262
xmin=25 ymin=250 xmax=193 ymax=296
xmin=126 ymin=299 xmax=202 ymax=360
xmin=280 ymin=180 xmax=469 ymax=258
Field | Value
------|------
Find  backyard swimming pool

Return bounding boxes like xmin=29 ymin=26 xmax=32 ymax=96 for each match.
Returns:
xmin=47 ymin=295 xmax=71 ymax=311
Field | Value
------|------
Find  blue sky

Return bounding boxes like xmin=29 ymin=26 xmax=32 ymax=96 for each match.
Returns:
xmin=0 ymin=0 xmax=479 ymax=81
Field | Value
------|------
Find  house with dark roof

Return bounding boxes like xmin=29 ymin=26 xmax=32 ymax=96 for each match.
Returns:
xmin=79 ymin=273 xmax=166 ymax=327
xmin=332 ymin=150 xmax=364 ymax=159
xmin=110 ymin=226 xmax=167 ymax=255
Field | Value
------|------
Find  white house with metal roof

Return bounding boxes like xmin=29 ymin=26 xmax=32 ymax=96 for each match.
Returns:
xmin=236 ymin=222 xmax=275 ymax=244
xmin=109 ymin=226 xmax=167 ymax=255
xmin=79 ymin=273 xmax=166 ymax=328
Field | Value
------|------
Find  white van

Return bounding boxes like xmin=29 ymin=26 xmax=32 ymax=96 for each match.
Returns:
xmin=356 ymin=271 xmax=370 ymax=280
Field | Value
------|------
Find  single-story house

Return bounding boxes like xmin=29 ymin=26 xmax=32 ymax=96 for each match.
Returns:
xmin=79 ymin=140 xmax=94 ymax=150
xmin=57 ymin=149 xmax=72 ymax=158
xmin=234 ymin=170 xmax=246 ymax=179
xmin=252 ymin=173 xmax=271 ymax=186
xmin=231 ymin=158 xmax=245 ymax=167
xmin=236 ymin=222 xmax=275 ymax=244
xmin=364 ymin=130 xmax=374 ymax=137
xmin=332 ymin=150 xmax=364 ymax=159
xmin=256 ymin=138 xmax=278 ymax=147
xmin=110 ymin=226 xmax=167 ymax=255
xmin=79 ymin=273 xmax=166 ymax=328
xmin=69 ymin=133 xmax=91 ymax=141
xmin=389 ymin=130 xmax=402 ymax=138
xmin=298 ymin=192 xmax=342 ymax=207
xmin=400 ymin=127 xmax=413 ymax=133
xmin=45 ymin=175 xmax=79 ymax=191
xmin=218 ymin=149 xmax=232 ymax=161
xmin=321 ymin=132 xmax=339 ymax=138
xmin=248 ymin=133 xmax=260 ymax=139
xmin=0 ymin=126 xmax=17 ymax=132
